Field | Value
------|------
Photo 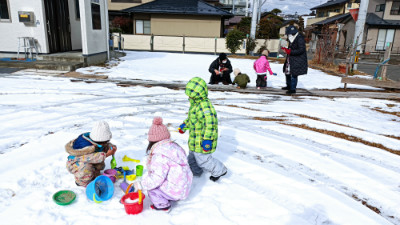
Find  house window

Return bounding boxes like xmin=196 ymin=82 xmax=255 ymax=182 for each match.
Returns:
xmin=75 ymin=0 xmax=80 ymax=19
xmin=334 ymin=9 xmax=340 ymax=13
xmin=347 ymin=3 xmax=352 ymax=9
xmin=375 ymin=4 xmax=385 ymax=12
xmin=376 ymin=29 xmax=395 ymax=51
xmin=0 ymin=0 xmax=11 ymax=21
xmin=91 ymin=0 xmax=101 ymax=30
xmin=135 ymin=20 xmax=150 ymax=34
xmin=390 ymin=0 xmax=400 ymax=15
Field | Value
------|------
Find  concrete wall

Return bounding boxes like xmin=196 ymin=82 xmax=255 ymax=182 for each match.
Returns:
xmin=68 ymin=0 xmax=82 ymax=50
xmin=341 ymin=19 xmax=355 ymax=50
xmin=383 ymin=1 xmax=400 ymax=20
xmin=136 ymin=14 xmax=222 ymax=38
xmin=0 ymin=0 xmax=48 ymax=53
xmin=365 ymin=28 xmax=379 ymax=52
xmin=107 ymin=0 xmax=153 ymax=11
xmin=79 ymin=0 xmax=108 ymax=56
xmin=118 ymin=34 xmax=280 ymax=54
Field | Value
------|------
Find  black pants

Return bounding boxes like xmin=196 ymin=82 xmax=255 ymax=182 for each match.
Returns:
xmin=209 ymin=71 xmax=232 ymax=85
xmin=256 ymin=75 xmax=267 ymax=88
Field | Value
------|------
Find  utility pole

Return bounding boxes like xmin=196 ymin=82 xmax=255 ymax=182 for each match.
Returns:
xmin=353 ymin=0 xmax=369 ymax=70
xmin=250 ymin=0 xmax=259 ymax=55
xmin=232 ymin=0 xmax=235 ymax=15
xmin=245 ymin=0 xmax=249 ymax=16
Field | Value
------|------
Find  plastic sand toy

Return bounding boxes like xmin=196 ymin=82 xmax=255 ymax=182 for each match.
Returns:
xmin=53 ymin=190 xmax=76 ymax=206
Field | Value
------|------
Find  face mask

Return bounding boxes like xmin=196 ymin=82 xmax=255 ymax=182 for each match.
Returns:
xmin=222 ymin=60 xmax=227 ymax=64
xmin=288 ymin=34 xmax=296 ymax=43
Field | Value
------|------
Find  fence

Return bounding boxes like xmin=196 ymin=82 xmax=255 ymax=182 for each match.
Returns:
xmin=114 ymin=34 xmax=281 ymax=55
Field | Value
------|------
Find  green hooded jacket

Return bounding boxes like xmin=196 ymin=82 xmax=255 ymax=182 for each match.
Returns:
xmin=232 ymin=73 xmax=250 ymax=88
xmin=183 ymin=77 xmax=218 ymax=154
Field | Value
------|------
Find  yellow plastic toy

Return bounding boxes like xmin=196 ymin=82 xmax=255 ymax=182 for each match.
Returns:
xmin=126 ymin=174 xmax=136 ymax=181
xmin=138 ymin=190 xmax=142 ymax=204
xmin=122 ymin=155 xmax=140 ymax=163
xmin=122 ymin=166 xmax=130 ymax=171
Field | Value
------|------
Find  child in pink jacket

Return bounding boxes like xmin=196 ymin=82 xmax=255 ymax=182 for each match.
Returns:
xmin=134 ymin=117 xmax=193 ymax=212
xmin=253 ymin=49 xmax=275 ymax=89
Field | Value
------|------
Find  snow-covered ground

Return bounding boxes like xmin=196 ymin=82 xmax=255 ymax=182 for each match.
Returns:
xmin=77 ymin=51 xmax=382 ymax=90
xmin=0 ymin=51 xmax=399 ymax=225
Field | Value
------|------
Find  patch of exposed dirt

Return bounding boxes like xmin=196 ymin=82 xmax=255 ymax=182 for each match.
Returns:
xmin=319 ymin=88 xmax=390 ymax=92
xmin=253 ymin=116 xmax=287 ymax=122
xmin=371 ymin=107 xmax=400 ymax=117
xmin=293 ymin=113 xmax=358 ymax=130
xmin=62 ymin=71 xmax=108 ymax=80
xmin=281 ymin=123 xmax=400 ymax=156
xmin=223 ymin=104 xmax=262 ymax=111
xmin=384 ymin=135 xmax=400 ymax=140
xmin=351 ymin=194 xmax=381 ymax=214
xmin=309 ymin=62 xmax=368 ymax=77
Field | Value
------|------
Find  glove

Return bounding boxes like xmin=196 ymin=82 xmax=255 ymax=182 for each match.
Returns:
xmin=281 ymin=47 xmax=291 ymax=55
xmin=202 ymin=140 xmax=212 ymax=152
xmin=178 ymin=123 xmax=186 ymax=134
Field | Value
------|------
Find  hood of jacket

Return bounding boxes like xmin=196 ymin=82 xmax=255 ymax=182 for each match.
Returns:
xmin=65 ymin=133 xmax=99 ymax=156
xmin=185 ymin=77 xmax=208 ymax=101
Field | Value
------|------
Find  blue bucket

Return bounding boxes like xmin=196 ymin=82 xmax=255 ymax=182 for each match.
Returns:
xmin=86 ymin=175 xmax=114 ymax=203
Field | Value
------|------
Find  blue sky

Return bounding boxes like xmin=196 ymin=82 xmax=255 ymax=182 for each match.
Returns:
xmin=260 ymin=0 xmax=323 ymax=15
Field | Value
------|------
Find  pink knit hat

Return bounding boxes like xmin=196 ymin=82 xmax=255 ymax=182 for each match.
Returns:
xmin=148 ymin=117 xmax=170 ymax=142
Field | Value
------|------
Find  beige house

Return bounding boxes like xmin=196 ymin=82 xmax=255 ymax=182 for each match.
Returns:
xmin=364 ymin=0 xmax=400 ymax=53
xmin=122 ymin=0 xmax=233 ymax=38
xmin=308 ymin=0 xmax=360 ymax=27
xmin=108 ymin=0 xmax=153 ymax=11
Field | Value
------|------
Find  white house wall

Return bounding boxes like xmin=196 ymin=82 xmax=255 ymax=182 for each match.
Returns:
xmin=0 ymin=0 xmax=48 ymax=53
xmin=79 ymin=0 xmax=107 ymax=56
xmin=69 ymin=0 xmax=82 ymax=50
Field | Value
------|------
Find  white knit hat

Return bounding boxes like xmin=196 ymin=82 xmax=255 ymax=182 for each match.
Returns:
xmin=90 ymin=121 xmax=112 ymax=142
xmin=233 ymin=68 xmax=241 ymax=76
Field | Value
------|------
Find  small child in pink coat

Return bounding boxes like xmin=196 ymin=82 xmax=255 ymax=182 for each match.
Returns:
xmin=134 ymin=117 xmax=193 ymax=212
xmin=253 ymin=49 xmax=275 ymax=89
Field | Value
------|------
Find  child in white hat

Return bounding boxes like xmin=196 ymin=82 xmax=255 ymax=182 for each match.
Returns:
xmin=65 ymin=121 xmax=117 ymax=187
xmin=232 ymin=68 xmax=250 ymax=89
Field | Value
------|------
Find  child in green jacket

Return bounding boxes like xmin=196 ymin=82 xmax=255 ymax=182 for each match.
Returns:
xmin=232 ymin=68 xmax=250 ymax=89
xmin=179 ymin=77 xmax=228 ymax=182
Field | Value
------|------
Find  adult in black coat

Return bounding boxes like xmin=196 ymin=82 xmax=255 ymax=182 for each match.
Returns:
xmin=281 ymin=25 xmax=308 ymax=94
xmin=208 ymin=53 xmax=233 ymax=85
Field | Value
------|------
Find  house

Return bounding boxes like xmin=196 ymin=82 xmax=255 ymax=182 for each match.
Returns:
xmin=0 ymin=0 xmax=110 ymax=66
xmin=122 ymin=0 xmax=233 ymax=38
xmin=363 ymin=0 xmax=400 ymax=53
xmin=219 ymin=0 xmax=248 ymax=16
xmin=307 ymin=0 xmax=360 ymax=27
xmin=311 ymin=13 xmax=354 ymax=52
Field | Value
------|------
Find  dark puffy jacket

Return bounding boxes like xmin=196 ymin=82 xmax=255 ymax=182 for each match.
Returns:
xmin=209 ymin=58 xmax=233 ymax=74
xmin=283 ymin=34 xmax=308 ymax=76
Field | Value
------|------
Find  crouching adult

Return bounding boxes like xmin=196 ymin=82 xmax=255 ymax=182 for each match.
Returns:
xmin=208 ymin=53 xmax=233 ymax=85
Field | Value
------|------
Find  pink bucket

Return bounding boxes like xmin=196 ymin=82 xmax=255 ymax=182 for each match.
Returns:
xmin=103 ymin=169 xmax=117 ymax=183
